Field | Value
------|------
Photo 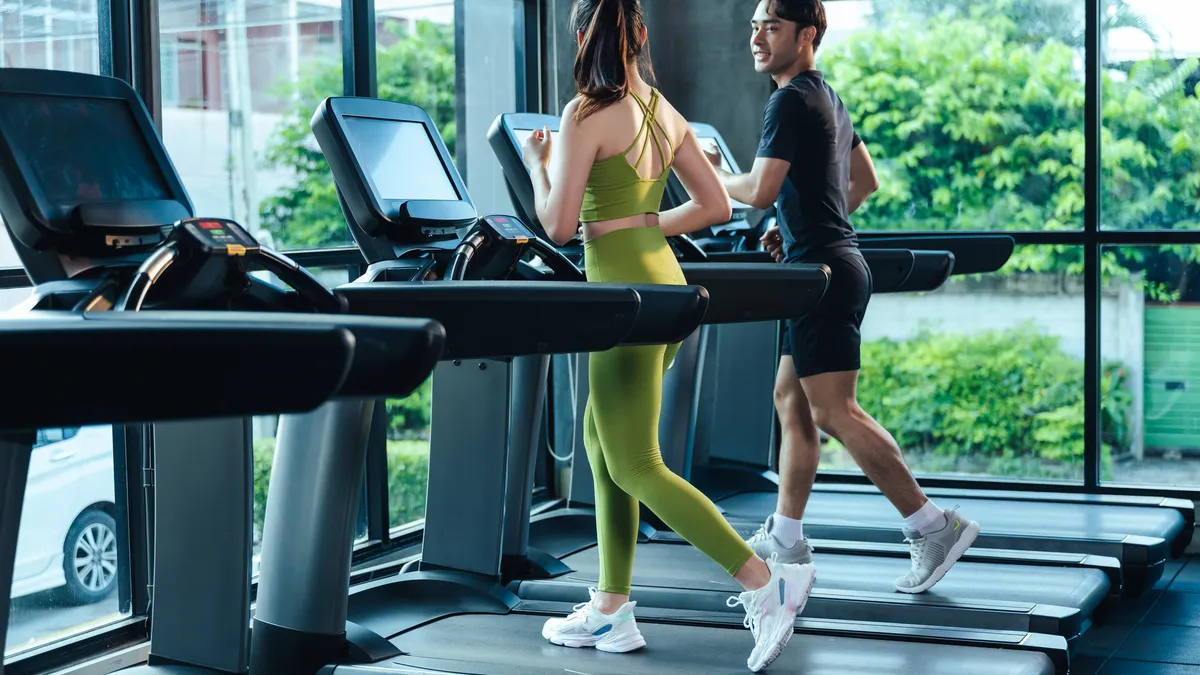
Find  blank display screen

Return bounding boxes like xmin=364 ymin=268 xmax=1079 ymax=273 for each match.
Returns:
xmin=0 ymin=93 xmax=171 ymax=205
xmin=343 ymin=116 xmax=458 ymax=202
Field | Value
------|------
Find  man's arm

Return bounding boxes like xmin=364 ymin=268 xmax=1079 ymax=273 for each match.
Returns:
xmin=709 ymin=155 xmax=791 ymax=211
xmin=846 ymin=140 xmax=879 ymax=215
xmin=712 ymin=87 xmax=803 ymax=210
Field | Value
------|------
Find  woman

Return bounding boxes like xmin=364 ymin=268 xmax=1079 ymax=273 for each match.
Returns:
xmin=521 ymin=0 xmax=814 ymax=671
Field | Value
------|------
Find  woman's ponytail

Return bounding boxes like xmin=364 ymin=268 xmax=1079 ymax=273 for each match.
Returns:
xmin=571 ymin=0 xmax=652 ymax=120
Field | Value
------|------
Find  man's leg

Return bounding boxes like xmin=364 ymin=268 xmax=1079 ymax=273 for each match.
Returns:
xmin=774 ymin=356 xmax=820 ymax=520
xmin=801 ymin=369 xmax=979 ymax=593
xmin=799 ymin=369 xmax=926 ymax=517
xmin=745 ymin=356 xmax=819 ymax=564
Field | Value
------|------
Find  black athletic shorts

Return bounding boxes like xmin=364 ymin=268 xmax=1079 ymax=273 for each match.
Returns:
xmin=780 ymin=249 xmax=873 ymax=379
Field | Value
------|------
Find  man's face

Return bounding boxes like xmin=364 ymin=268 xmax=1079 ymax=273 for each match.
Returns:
xmin=751 ymin=1 xmax=805 ymax=75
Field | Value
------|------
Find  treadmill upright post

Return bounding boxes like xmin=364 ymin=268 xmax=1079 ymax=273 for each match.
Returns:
xmin=422 ymin=359 xmax=513 ymax=576
xmin=0 ymin=434 xmax=34 ymax=674
xmin=251 ymin=399 xmax=376 ymax=673
xmin=499 ymin=355 xmax=558 ymax=577
xmin=149 ymin=418 xmax=255 ymax=672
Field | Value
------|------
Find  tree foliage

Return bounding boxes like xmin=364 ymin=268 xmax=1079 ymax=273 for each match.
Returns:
xmin=260 ymin=20 xmax=457 ymax=250
xmin=825 ymin=3 xmax=1200 ymax=282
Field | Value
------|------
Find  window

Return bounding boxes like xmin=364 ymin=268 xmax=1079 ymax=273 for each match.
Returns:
xmin=816 ymin=0 xmax=1087 ymax=234
xmin=0 ymin=0 xmax=99 ymax=73
xmin=1101 ymin=0 xmax=1200 ymax=231
xmin=1102 ymin=246 xmax=1200 ymax=486
xmin=821 ymin=246 xmax=1088 ymax=481
xmin=158 ymin=0 xmax=345 ymax=251
xmin=7 ymin=426 xmax=123 ymax=660
xmin=373 ymin=0 xmax=454 ymax=531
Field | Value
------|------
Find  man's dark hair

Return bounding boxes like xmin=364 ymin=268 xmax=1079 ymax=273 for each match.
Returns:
xmin=766 ymin=0 xmax=828 ymax=51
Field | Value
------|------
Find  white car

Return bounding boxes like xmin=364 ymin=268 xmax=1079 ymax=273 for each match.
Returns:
xmin=11 ymin=426 xmax=116 ymax=605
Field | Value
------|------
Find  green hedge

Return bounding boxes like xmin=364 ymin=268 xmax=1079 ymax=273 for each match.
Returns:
xmin=848 ymin=323 xmax=1126 ymax=478
xmin=252 ymin=437 xmax=430 ymax=536
xmin=386 ymin=440 xmax=430 ymax=526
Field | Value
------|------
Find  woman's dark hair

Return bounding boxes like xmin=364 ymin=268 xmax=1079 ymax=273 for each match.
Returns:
xmin=767 ymin=0 xmax=827 ymax=51
xmin=571 ymin=0 xmax=655 ymax=121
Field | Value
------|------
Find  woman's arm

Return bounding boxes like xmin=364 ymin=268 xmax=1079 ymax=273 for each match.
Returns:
xmin=523 ymin=99 xmax=599 ymax=246
xmin=660 ymin=127 xmax=733 ymax=237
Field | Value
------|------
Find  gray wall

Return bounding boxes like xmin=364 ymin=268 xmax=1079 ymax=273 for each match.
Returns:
xmin=459 ymin=0 xmax=519 ymax=214
xmin=545 ymin=0 xmax=772 ymax=167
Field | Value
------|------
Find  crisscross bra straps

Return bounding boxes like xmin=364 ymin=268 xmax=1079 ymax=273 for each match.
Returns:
xmin=579 ymin=88 xmax=675 ymax=224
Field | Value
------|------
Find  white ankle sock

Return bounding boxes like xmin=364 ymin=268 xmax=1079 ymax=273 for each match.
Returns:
xmin=768 ymin=513 xmax=804 ymax=547
xmin=903 ymin=500 xmax=946 ymax=536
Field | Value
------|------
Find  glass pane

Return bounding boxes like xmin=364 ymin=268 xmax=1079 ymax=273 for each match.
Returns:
xmin=812 ymin=0 xmax=1087 ymax=232
xmin=1101 ymin=0 xmax=1200 ymax=230
xmin=820 ymin=245 xmax=1087 ymax=481
xmin=7 ymin=426 xmax=125 ymax=659
xmin=158 ymin=0 xmax=345 ymax=250
xmin=386 ymin=383 xmax=432 ymax=530
xmin=375 ymin=2 xmax=456 ymax=160
xmin=1103 ymin=245 xmax=1200 ymax=486
xmin=371 ymin=1 xmax=452 ymax=532
xmin=0 ymin=0 xmax=99 ymax=73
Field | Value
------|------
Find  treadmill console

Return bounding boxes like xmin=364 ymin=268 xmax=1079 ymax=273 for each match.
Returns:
xmin=479 ymin=215 xmax=532 ymax=243
xmin=311 ymin=98 xmax=478 ymax=251
xmin=182 ymin=218 xmax=260 ymax=255
xmin=0 ymin=70 xmax=192 ymax=263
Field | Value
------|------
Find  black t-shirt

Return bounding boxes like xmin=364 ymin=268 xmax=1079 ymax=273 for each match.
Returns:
xmin=756 ymin=71 xmax=859 ymax=263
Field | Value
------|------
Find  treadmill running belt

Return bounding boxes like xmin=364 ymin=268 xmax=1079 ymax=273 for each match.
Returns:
xmin=389 ymin=614 xmax=1055 ymax=675
xmin=718 ymin=491 xmax=1185 ymax=542
xmin=559 ymin=543 xmax=1109 ymax=613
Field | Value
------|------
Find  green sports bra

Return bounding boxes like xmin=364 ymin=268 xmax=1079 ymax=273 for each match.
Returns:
xmin=579 ymin=88 xmax=675 ymax=223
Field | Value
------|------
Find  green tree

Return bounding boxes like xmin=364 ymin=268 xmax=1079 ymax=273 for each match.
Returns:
xmin=260 ymin=20 xmax=457 ymax=250
xmin=825 ymin=5 xmax=1200 ymax=282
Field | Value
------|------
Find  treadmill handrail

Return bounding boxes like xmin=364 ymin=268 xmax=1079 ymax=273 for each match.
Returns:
xmin=678 ymin=262 xmax=831 ymax=323
xmin=335 ymin=281 xmax=643 ymax=359
xmin=0 ymin=312 xmax=432 ymax=430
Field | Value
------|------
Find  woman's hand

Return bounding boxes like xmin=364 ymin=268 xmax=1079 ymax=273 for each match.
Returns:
xmin=522 ymin=126 xmax=553 ymax=171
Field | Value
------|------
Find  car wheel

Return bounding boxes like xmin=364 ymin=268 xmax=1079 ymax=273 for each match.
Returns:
xmin=59 ymin=509 xmax=118 ymax=605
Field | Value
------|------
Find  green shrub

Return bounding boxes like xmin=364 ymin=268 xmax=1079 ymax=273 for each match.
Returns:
xmin=854 ymin=323 xmax=1130 ymax=477
xmin=387 ymin=440 xmax=430 ymax=526
xmin=386 ymin=379 xmax=433 ymax=439
xmin=251 ymin=436 xmax=431 ymax=535
xmin=253 ymin=437 xmax=276 ymax=535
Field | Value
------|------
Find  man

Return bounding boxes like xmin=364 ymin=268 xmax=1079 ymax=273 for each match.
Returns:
xmin=705 ymin=0 xmax=978 ymax=593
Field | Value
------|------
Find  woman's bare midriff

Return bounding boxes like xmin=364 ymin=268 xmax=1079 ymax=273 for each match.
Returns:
xmin=582 ymin=212 xmax=661 ymax=242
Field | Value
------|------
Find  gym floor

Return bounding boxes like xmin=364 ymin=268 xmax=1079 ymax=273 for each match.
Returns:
xmin=1073 ymin=556 xmax=1200 ymax=674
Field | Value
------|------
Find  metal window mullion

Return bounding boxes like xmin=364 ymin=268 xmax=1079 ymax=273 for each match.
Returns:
xmin=342 ymin=0 xmax=376 ymax=98
xmin=1083 ymin=0 xmax=1103 ymax=490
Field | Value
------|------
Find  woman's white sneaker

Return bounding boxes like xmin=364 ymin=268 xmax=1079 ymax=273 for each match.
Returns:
xmin=727 ymin=555 xmax=816 ymax=672
xmin=541 ymin=588 xmax=646 ymax=653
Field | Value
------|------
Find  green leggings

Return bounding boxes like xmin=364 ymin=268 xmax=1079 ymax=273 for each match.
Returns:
xmin=583 ymin=227 xmax=755 ymax=596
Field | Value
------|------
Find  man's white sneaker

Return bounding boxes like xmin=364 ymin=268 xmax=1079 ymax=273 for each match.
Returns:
xmin=727 ymin=555 xmax=816 ymax=672
xmin=746 ymin=516 xmax=814 ymax=565
xmin=895 ymin=507 xmax=980 ymax=594
xmin=541 ymin=588 xmax=646 ymax=653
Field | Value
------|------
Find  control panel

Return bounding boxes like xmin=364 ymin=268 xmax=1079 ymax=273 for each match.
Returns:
xmin=181 ymin=217 xmax=260 ymax=255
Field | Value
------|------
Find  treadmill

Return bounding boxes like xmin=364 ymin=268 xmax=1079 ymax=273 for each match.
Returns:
xmin=492 ymin=113 xmax=1193 ymax=596
xmin=660 ymin=123 xmax=1194 ymax=598
xmin=0 ymin=79 xmax=450 ymax=675
xmin=241 ymin=97 xmax=1067 ymax=675
xmin=0 ymin=70 xmax=651 ymax=675
xmin=487 ymin=112 xmax=1117 ymax=639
